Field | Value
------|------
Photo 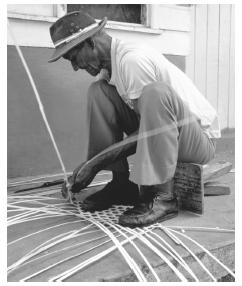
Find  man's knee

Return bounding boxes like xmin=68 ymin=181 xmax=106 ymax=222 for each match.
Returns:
xmin=87 ymin=80 xmax=121 ymax=124
xmin=87 ymin=79 xmax=118 ymax=104
xmin=87 ymin=80 xmax=114 ymax=111
xmin=140 ymin=82 xmax=172 ymax=109
xmin=87 ymin=80 xmax=105 ymax=102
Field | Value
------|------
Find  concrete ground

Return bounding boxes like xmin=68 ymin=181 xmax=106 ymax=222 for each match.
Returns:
xmin=208 ymin=129 xmax=235 ymax=282
xmin=7 ymin=129 xmax=235 ymax=282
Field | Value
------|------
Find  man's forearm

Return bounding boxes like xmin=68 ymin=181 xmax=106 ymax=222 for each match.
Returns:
xmin=87 ymin=130 xmax=138 ymax=172
xmin=70 ymin=131 xmax=139 ymax=192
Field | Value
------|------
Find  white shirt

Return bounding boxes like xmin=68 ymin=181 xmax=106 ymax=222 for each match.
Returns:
xmin=99 ymin=38 xmax=220 ymax=138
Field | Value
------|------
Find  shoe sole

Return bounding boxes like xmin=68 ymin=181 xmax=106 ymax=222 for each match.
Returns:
xmin=119 ymin=211 xmax=178 ymax=228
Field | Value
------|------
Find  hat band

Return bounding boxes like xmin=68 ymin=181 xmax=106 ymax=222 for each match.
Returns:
xmin=54 ymin=22 xmax=99 ymax=48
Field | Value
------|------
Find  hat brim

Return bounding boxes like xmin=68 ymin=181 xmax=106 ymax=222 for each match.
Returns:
xmin=48 ymin=17 xmax=107 ymax=63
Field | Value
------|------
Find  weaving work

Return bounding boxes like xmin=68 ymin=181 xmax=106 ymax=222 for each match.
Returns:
xmin=7 ymin=187 xmax=234 ymax=282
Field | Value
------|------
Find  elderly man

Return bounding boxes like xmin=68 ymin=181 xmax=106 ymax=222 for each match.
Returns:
xmin=48 ymin=10 xmax=220 ymax=227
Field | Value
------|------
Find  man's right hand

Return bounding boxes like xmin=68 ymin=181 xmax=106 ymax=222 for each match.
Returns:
xmin=63 ymin=161 xmax=98 ymax=194
xmin=61 ymin=178 xmax=72 ymax=199
xmin=60 ymin=163 xmax=84 ymax=198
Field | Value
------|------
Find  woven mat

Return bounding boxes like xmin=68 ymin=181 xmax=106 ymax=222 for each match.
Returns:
xmin=7 ymin=188 xmax=234 ymax=282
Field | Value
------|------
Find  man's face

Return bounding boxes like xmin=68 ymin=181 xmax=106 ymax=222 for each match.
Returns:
xmin=63 ymin=41 xmax=102 ymax=77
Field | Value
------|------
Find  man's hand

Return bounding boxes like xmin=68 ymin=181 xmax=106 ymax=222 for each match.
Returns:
xmin=61 ymin=179 xmax=71 ymax=199
xmin=68 ymin=161 xmax=98 ymax=193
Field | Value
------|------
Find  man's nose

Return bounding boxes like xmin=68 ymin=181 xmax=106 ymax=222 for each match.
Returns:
xmin=71 ymin=61 xmax=79 ymax=71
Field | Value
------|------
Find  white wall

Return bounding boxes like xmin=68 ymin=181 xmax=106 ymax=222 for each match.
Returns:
xmin=7 ymin=4 xmax=54 ymax=17
xmin=7 ymin=4 xmax=192 ymax=56
xmin=186 ymin=4 xmax=235 ymax=129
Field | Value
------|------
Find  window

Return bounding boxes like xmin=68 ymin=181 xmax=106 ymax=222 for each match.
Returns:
xmin=67 ymin=4 xmax=145 ymax=24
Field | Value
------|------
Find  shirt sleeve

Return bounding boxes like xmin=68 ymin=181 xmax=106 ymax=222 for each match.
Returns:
xmin=120 ymin=52 xmax=157 ymax=99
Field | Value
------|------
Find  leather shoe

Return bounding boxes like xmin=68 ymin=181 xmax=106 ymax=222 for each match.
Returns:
xmin=118 ymin=180 xmax=178 ymax=227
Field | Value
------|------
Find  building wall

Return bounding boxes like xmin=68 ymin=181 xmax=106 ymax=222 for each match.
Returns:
xmin=7 ymin=4 xmax=189 ymax=178
xmin=8 ymin=46 xmax=91 ymax=178
xmin=7 ymin=4 xmax=235 ymax=179
xmin=186 ymin=4 xmax=235 ymax=129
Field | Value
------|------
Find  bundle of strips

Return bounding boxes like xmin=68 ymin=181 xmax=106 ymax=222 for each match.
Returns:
xmin=7 ymin=19 xmax=235 ymax=282
xmin=7 ymin=189 xmax=234 ymax=282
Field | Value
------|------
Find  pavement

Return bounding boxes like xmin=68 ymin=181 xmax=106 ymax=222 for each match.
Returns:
xmin=7 ymin=129 xmax=235 ymax=282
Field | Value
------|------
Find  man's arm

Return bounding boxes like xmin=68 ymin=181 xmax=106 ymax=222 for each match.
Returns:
xmin=69 ymin=130 xmax=139 ymax=193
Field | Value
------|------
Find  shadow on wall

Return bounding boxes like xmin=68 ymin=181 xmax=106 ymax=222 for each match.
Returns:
xmin=7 ymin=46 xmax=185 ymax=179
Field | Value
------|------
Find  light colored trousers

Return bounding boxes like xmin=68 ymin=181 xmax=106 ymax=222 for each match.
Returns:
xmin=86 ymin=80 xmax=216 ymax=185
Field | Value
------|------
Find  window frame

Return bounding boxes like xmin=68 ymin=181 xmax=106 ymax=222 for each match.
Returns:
xmin=7 ymin=4 xmax=163 ymax=35
xmin=66 ymin=4 xmax=147 ymax=25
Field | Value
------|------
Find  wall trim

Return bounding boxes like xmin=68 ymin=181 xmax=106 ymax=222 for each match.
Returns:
xmin=7 ymin=12 xmax=163 ymax=35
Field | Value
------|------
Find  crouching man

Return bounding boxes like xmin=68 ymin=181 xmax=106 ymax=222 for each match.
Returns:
xmin=48 ymin=10 xmax=220 ymax=227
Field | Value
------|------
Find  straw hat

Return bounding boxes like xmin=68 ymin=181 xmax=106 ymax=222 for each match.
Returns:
xmin=48 ymin=10 xmax=107 ymax=63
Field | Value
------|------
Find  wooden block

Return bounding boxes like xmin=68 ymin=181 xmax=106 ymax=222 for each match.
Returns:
xmin=204 ymin=182 xmax=231 ymax=196
xmin=174 ymin=162 xmax=232 ymax=215
xmin=203 ymin=161 xmax=232 ymax=182
xmin=174 ymin=162 xmax=204 ymax=215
